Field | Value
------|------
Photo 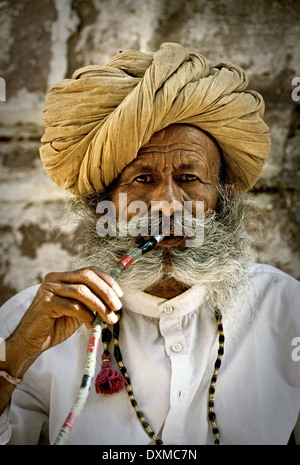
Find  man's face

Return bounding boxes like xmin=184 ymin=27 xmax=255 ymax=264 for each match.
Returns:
xmin=110 ymin=124 xmax=222 ymax=249
xmin=76 ymin=126 xmax=249 ymax=300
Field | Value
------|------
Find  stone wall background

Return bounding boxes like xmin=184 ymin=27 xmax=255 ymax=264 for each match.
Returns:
xmin=0 ymin=0 xmax=299 ymax=305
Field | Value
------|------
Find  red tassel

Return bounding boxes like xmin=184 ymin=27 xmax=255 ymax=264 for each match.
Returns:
xmin=95 ymin=354 xmax=127 ymax=395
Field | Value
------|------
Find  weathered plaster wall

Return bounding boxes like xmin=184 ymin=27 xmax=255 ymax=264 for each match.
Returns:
xmin=0 ymin=0 xmax=299 ymax=305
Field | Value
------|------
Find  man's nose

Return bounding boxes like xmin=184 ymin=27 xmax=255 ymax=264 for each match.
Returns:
xmin=150 ymin=178 xmax=183 ymax=217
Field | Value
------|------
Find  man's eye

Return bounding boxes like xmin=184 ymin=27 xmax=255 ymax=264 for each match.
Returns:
xmin=180 ymin=174 xmax=199 ymax=182
xmin=134 ymin=175 xmax=153 ymax=183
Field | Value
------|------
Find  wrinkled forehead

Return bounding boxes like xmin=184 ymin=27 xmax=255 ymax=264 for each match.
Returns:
xmin=140 ymin=124 xmax=220 ymax=152
xmin=134 ymin=124 xmax=222 ymax=171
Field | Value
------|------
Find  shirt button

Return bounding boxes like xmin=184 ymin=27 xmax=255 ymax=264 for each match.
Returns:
xmin=163 ymin=304 xmax=174 ymax=315
xmin=172 ymin=343 xmax=183 ymax=353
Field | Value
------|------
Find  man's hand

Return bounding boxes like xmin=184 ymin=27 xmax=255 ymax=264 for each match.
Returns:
xmin=0 ymin=266 xmax=123 ymax=415
xmin=14 ymin=267 xmax=123 ymax=355
xmin=0 ymin=266 xmax=123 ymax=393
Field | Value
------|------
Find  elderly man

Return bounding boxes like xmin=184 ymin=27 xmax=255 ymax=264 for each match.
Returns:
xmin=0 ymin=43 xmax=299 ymax=445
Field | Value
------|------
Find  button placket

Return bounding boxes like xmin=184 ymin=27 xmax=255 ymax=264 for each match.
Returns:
xmin=163 ymin=304 xmax=174 ymax=315
xmin=159 ymin=305 xmax=186 ymax=357
xmin=172 ymin=342 xmax=183 ymax=353
xmin=158 ymin=306 xmax=195 ymax=444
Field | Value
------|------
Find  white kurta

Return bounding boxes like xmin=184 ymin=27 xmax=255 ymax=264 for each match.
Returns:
xmin=0 ymin=263 xmax=299 ymax=445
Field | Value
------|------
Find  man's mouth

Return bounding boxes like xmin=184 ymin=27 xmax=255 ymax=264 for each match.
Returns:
xmin=157 ymin=235 xmax=186 ymax=248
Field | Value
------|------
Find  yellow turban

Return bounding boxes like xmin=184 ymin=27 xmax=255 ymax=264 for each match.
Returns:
xmin=40 ymin=42 xmax=270 ymax=196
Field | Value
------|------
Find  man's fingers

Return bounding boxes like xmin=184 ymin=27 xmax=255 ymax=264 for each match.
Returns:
xmin=43 ymin=267 xmax=123 ymax=312
xmin=52 ymin=294 xmax=95 ymax=329
xmin=30 ymin=291 xmax=95 ymax=331
xmin=90 ymin=268 xmax=123 ymax=298
xmin=42 ymin=281 xmax=119 ymax=325
xmin=44 ymin=267 xmax=123 ymax=298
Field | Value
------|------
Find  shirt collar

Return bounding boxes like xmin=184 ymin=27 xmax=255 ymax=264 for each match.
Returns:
xmin=122 ymin=283 xmax=208 ymax=319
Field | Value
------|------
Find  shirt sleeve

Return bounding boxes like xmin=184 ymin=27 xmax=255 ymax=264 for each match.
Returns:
xmin=0 ymin=285 xmax=47 ymax=445
xmin=0 ymin=405 xmax=11 ymax=445
xmin=294 ymin=413 xmax=300 ymax=445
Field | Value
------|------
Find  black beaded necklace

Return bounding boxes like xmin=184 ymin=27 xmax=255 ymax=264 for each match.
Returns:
xmin=97 ymin=308 xmax=225 ymax=445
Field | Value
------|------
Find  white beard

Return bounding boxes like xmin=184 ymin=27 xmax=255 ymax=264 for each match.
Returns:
xmin=69 ymin=188 xmax=256 ymax=315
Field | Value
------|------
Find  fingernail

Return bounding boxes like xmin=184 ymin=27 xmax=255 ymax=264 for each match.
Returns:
xmin=112 ymin=296 xmax=122 ymax=310
xmin=108 ymin=312 xmax=118 ymax=324
xmin=113 ymin=285 xmax=123 ymax=298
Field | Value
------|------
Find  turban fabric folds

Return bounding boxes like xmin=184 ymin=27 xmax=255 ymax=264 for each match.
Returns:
xmin=40 ymin=43 xmax=270 ymax=196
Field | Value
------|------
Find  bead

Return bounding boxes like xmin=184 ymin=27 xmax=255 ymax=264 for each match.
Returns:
xmin=114 ymin=345 xmax=122 ymax=362
xmin=207 ymin=308 xmax=225 ymax=446
xmin=215 ymin=359 xmax=221 ymax=369
xmin=102 ymin=327 xmax=112 ymax=343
